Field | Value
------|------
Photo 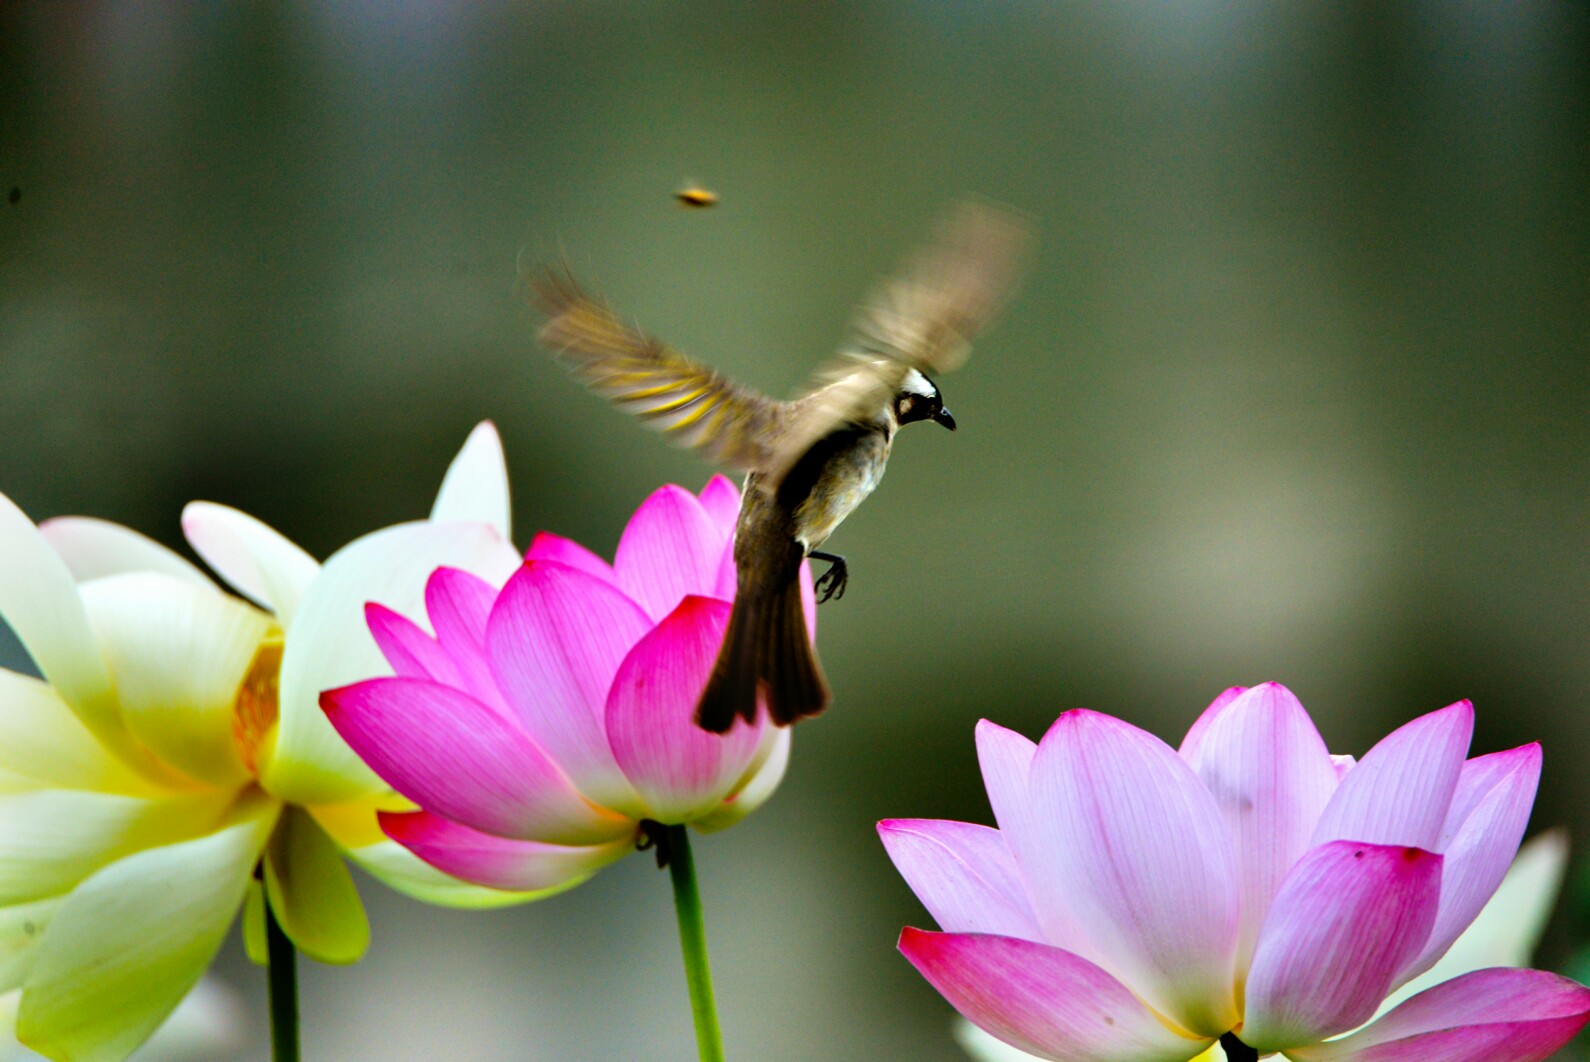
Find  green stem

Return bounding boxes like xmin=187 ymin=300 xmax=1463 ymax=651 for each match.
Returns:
xmin=265 ymin=900 xmax=300 ymax=1062
xmin=665 ymin=824 xmax=726 ymax=1062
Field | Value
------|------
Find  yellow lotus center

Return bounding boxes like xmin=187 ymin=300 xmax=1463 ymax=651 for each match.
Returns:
xmin=233 ymin=636 xmax=283 ymax=777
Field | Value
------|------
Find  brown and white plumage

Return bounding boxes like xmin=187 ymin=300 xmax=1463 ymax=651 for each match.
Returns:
xmin=530 ymin=200 xmax=1030 ymax=730
xmin=532 ymin=267 xmax=785 ymax=471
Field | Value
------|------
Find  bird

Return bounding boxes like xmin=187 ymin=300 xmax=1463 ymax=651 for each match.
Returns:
xmin=531 ymin=201 xmax=1030 ymax=732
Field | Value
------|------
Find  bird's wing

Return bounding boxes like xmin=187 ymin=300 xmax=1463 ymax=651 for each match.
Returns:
xmin=531 ymin=269 xmax=785 ymax=472
xmin=762 ymin=200 xmax=1032 ymax=489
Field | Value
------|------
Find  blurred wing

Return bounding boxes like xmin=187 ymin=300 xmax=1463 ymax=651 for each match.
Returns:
xmin=849 ymin=199 xmax=1032 ymax=375
xmin=531 ymin=269 xmax=784 ymax=471
xmin=763 ymin=200 xmax=1032 ymax=488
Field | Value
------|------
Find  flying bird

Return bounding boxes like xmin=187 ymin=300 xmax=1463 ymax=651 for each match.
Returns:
xmin=531 ymin=201 xmax=1030 ymax=732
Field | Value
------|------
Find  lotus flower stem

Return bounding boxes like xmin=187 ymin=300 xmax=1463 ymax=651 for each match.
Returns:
xmin=265 ymin=902 xmax=301 ymax=1062
xmin=664 ymin=823 xmax=726 ymax=1062
xmin=1219 ymin=1032 xmax=1257 ymax=1062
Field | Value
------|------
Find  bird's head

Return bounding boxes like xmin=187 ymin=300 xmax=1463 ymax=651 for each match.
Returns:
xmin=893 ymin=369 xmax=956 ymax=431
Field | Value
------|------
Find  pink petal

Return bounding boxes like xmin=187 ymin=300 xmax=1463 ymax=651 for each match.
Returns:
xmin=878 ymin=819 xmax=1041 ymax=939
xmin=694 ymin=724 xmax=791 ymax=832
xmin=1440 ymin=745 xmax=1536 ymax=847
xmin=320 ymin=678 xmax=630 ymax=846
xmin=485 ymin=560 xmax=653 ymax=814
xmin=1311 ymin=701 xmax=1474 ymax=851
xmin=1288 ymin=968 xmax=1590 ymax=1062
xmin=1239 ymin=841 xmax=1443 ymax=1053
xmin=268 ymin=519 xmax=520 ymax=807
xmin=365 ymin=603 xmax=461 ymax=685
xmin=976 ymin=720 xmax=1036 ymax=836
xmin=1175 ymin=685 xmax=1249 ymax=761
xmin=974 ymin=720 xmax=1083 ymax=949
xmin=1178 ymin=683 xmax=1340 ymax=974
xmin=424 ymin=567 xmax=495 ymax=651
xmin=525 ymin=532 xmax=619 ymax=587
xmin=697 ymin=475 xmax=742 ymax=534
xmin=1399 ymin=744 xmax=1541 ymax=985
xmin=613 ymin=485 xmax=724 ymax=620
xmin=604 ymin=596 xmax=763 ymax=822
xmin=423 ymin=567 xmax=508 ymax=711
xmin=712 ymin=537 xmax=738 ymax=600
xmin=898 ymin=929 xmax=1215 ymax=1062
xmin=1025 ymin=710 xmax=1240 ymax=1037
xmin=379 ymin=810 xmax=633 ymax=892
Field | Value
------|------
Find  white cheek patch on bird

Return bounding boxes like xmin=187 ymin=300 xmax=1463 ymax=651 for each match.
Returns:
xmin=530 ymin=200 xmax=1032 ymax=732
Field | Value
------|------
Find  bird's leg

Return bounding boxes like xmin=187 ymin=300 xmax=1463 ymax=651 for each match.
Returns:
xmin=809 ymin=551 xmax=848 ymax=603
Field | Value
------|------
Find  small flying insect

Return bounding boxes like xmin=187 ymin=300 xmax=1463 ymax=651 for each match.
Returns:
xmin=675 ymin=183 xmax=719 ymax=209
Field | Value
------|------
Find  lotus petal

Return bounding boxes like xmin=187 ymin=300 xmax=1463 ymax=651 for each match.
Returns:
xmin=899 ymin=929 xmax=1214 ymax=1062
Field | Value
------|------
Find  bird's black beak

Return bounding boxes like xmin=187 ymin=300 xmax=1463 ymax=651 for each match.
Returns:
xmin=933 ymin=407 xmax=956 ymax=431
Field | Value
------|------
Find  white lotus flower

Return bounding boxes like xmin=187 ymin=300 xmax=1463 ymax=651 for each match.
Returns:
xmin=0 ymin=423 xmax=557 ymax=1061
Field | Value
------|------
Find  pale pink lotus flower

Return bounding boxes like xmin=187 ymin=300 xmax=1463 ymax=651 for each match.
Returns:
xmin=880 ymin=683 xmax=1590 ymax=1061
xmin=320 ymin=476 xmax=808 ymax=892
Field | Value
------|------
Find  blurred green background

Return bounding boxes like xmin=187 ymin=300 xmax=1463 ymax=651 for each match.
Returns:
xmin=2 ymin=2 xmax=1586 ymax=1059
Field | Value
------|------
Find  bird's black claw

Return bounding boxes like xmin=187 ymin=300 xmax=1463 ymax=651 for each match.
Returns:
xmin=811 ymin=553 xmax=848 ymax=604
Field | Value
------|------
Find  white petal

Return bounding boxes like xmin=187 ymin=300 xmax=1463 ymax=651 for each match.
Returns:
xmin=0 ymin=790 xmax=233 ymax=906
xmin=0 ymin=493 xmax=142 ymax=770
xmin=0 ymin=898 xmax=62 ymax=992
xmin=180 ymin=503 xmax=320 ymax=626
xmin=16 ymin=801 xmax=275 ymax=1062
xmin=81 ymin=574 xmax=272 ymax=788
xmin=39 ymin=517 xmax=212 ymax=588
xmin=0 ymin=670 xmax=156 ymax=796
xmin=429 ymin=421 xmax=512 ymax=540
xmin=266 ymin=520 xmax=519 ymax=806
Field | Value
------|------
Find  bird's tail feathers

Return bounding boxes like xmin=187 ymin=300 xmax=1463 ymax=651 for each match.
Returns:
xmin=695 ymin=578 xmax=828 ymax=733
xmin=762 ymin=576 xmax=829 ymax=726
xmin=696 ymin=593 xmax=765 ymax=733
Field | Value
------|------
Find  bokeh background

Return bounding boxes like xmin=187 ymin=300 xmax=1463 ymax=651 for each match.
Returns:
xmin=2 ymin=2 xmax=1586 ymax=1059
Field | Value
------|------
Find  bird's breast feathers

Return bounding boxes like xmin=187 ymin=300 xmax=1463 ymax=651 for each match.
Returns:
xmin=792 ymin=429 xmax=892 ymax=551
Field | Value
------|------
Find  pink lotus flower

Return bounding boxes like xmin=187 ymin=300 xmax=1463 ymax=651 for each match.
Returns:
xmin=320 ymin=476 xmax=807 ymax=893
xmin=880 ymin=683 xmax=1590 ymax=1061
